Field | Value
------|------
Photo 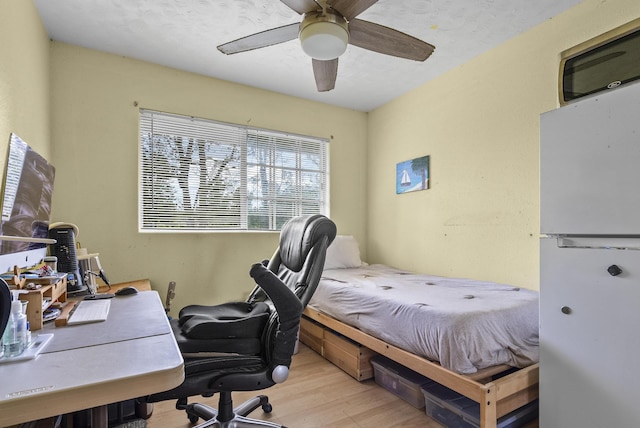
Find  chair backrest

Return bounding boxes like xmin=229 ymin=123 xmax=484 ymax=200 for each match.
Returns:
xmin=249 ymin=214 xmax=337 ymax=308
xmin=0 ymin=279 xmax=10 ymax=340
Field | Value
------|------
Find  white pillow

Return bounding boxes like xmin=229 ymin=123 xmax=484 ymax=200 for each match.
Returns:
xmin=324 ymin=235 xmax=363 ymax=269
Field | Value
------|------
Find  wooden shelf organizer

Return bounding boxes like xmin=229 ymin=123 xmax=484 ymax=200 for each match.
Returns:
xmin=8 ymin=275 xmax=68 ymax=331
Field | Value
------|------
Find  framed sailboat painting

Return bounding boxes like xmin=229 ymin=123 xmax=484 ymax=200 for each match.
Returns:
xmin=396 ymin=155 xmax=430 ymax=194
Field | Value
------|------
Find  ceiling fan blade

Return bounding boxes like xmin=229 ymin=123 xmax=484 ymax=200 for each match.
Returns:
xmin=327 ymin=0 xmax=378 ymax=20
xmin=280 ymin=0 xmax=319 ymax=14
xmin=312 ymin=58 xmax=338 ymax=92
xmin=348 ymin=19 xmax=435 ymax=61
xmin=217 ymin=23 xmax=300 ymax=55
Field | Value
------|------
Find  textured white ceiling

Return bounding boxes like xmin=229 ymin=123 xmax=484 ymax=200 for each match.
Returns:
xmin=33 ymin=0 xmax=582 ymax=112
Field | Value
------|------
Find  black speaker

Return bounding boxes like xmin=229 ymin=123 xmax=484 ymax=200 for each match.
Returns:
xmin=48 ymin=227 xmax=84 ymax=292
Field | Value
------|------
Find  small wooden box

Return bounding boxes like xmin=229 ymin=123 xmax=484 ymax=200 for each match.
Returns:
xmin=323 ymin=329 xmax=376 ymax=381
xmin=300 ymin=316 xmax=323 ymax=354
xmin=300 ymin=315 xmax=376 ymax=381
xmin=19 ymin=277 xmax=67 ymax=330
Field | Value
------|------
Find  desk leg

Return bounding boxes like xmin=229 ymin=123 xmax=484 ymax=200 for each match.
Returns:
xmin=91 ymin=405 xmax=109 ymax=428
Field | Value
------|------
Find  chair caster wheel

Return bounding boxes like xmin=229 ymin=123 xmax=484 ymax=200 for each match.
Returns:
xmin=262 ymin=403 xmax=273 ymax=413
xmin=176 ymin=397 xmax=188 ymax=411
xmin=188 ymin=413 xmax=199 ymax=424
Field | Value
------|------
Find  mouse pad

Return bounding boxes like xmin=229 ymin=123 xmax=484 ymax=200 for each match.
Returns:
xmin=43 ymin=291 xmax=171 ymax=354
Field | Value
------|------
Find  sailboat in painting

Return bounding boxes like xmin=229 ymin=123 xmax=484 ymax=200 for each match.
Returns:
xmin=401 ymin=170 xmax=411 ymax=187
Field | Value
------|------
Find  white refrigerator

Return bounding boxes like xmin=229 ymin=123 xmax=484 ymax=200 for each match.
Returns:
xmin=539 ymin=81 xmax=640 ymax=427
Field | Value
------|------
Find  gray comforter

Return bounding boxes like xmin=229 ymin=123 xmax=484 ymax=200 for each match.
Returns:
xmin=309 ymin=264 xmax=539 ymax=374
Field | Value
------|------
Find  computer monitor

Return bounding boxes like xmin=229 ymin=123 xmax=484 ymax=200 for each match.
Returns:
xmin=0 ymin=133 xmax=55 ymax=273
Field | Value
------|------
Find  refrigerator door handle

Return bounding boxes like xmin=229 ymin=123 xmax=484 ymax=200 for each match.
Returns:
xmin=554 ymin=236 xmax=640 ymax=250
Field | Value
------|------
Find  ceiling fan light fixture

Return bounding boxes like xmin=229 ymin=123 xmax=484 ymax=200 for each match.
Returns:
xmin=299 ymin=12 xmax=349 ymax=61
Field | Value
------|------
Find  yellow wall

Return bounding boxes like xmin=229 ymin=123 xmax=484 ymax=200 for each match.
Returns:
xmin=0 ymin=0 xmax=50 ymax=162
xmin=48 ymin=44 xmax=368 ymax=310
xmin=367 ymin=0 xmax=640 ymax=290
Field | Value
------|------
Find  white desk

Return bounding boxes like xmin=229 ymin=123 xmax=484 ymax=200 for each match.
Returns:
xmin=0 ymin=291 xmax=184 ymax=427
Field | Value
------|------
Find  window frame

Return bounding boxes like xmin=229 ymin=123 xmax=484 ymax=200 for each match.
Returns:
xmin=138 ymin=109 xmax=329 ymax=233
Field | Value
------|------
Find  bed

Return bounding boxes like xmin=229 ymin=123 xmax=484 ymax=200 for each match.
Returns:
xmin=301 ymin=235 xmax=539 ymax=428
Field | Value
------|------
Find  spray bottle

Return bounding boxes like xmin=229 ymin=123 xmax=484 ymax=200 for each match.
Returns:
xmin=2 ymin=290 xmax=27 ymax=357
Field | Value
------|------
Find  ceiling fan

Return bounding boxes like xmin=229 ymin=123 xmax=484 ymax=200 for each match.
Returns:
xmin=217 ymin=0 xmax=435 ymax=92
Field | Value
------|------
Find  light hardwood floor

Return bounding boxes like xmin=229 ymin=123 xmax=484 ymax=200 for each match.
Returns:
xmin=147 ymin=344 xmax=538 ymax=428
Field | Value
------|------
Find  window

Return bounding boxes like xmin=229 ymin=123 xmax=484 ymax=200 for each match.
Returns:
xmin=139 ymin=109 xmax=329 ymax=232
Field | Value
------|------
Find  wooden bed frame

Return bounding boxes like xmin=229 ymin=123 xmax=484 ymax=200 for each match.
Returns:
xmin=302 ymin=306 xmax=539 ymax=428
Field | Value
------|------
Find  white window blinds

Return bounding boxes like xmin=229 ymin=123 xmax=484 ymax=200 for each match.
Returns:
xmin=139 ymin=109 xmax=329 ymax=231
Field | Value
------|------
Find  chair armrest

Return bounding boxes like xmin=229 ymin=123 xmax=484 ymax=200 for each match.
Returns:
xmin=249 ymin=263 xmax=303 ymax=368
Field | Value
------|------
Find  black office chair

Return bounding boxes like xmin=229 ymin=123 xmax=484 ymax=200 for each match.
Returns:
xmin=0 ymin=279 xmax=10 ymax=342
xmin=145 ymin=214 xmax=336 ymax=427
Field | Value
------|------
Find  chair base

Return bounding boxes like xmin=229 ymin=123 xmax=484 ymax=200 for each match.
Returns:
xmin=184 ymin=394 xmax=285 ymax=428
